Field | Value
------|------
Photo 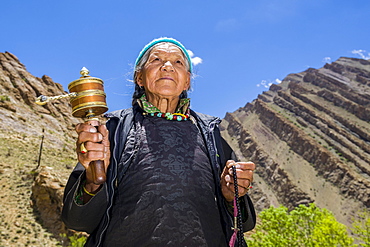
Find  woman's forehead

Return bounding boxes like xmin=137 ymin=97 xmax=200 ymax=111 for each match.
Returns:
xmin=150 ymin=43 xmax=184 ymax=56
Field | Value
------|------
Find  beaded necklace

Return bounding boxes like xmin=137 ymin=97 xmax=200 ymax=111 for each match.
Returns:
xmin=138 ymin=94 xmax=191 ymax=121
xmin=145 ymin=112 xmax=190 ymax=121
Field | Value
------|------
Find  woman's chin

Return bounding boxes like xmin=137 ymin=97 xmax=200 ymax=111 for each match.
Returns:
xmin=149 ymin=89 xmax=183 ymax=98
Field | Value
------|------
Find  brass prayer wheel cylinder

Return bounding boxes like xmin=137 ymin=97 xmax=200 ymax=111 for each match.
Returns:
xmin=68 ymin=67 xmax=108 ymax=118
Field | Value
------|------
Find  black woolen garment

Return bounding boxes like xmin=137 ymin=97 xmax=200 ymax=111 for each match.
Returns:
xmin=103 ymin=116 xmax=227 ymax=247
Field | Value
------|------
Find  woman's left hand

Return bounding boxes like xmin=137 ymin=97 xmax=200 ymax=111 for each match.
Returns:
xmin=221 ymin=160 xmax=256 ymax=202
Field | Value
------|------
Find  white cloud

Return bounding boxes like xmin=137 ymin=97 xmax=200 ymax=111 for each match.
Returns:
xmin=187 ymin=50 xmax=194 ymax=57
xmin=322 ymin=57 xmax=331 ymax=63
xmin=191 ymin=57 xmax=203 ymax=66
xmin=257 ymin=78 xmax=281 ymax=88
xmin=187 ymin=49 xmax=203 ymax=66
xmin=352 ymin=49 xmax=370 ymax=60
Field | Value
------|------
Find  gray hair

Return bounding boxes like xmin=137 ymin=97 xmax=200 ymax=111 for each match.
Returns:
xmin=132 ymin=42 xmax=191 ymax=104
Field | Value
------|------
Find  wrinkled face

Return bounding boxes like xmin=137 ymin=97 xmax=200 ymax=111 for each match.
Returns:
xmin=136 ymin=43 xmax=191 ymax=99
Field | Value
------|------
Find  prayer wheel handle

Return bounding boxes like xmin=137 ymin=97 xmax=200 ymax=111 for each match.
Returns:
xmin=91 ymin=160 xmax=106 ymax=185
xmin=84 ymin=118 xmax=106 ymax=185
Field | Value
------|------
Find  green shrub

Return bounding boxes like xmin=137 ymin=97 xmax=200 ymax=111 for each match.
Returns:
xmin=352 ymin=210 xmax=370 ymax=246
xmin=60 ymin=233 xmax=87 ymax=247
xmin=247 ymin=204 xmax=355 ymax=247
xmin=0 ymin=95 xmax=10 ymax=102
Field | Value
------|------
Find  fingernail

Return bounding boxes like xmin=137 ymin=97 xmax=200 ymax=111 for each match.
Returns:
xmin=89 ymin=128 xmax=97 ymax=133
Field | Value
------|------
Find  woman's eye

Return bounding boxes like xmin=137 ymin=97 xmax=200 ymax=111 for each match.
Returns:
xmin=150 ymin=57 xmax=160 ymax=63
xmin=176 ymin=60 xmax=183 ymax=65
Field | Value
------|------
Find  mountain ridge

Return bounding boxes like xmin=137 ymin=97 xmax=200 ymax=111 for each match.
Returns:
xmin=220 ymin=56 xmax=370 ymax=227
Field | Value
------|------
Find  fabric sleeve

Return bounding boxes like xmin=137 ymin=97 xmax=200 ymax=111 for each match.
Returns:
xmin=61 ymin=163 xmax=109 ymax=233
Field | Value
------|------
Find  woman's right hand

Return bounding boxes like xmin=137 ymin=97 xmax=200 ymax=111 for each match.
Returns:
xmin=75 ymin=122 xmax=110 ymax=189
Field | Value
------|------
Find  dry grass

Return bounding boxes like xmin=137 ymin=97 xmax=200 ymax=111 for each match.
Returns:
xmin=0 ymin=134 xmax=77 ymax=247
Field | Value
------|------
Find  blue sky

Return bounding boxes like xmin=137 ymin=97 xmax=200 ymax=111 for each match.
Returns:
xmin=2 ymin=0 xmax=370 ymax=118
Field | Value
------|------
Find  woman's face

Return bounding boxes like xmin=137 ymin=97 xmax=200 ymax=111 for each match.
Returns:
xmin=137 ymin=43 xmax=190 ymax=99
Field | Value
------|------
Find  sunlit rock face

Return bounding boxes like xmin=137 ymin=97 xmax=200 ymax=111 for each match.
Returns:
xmin=220 ymin=57 xmax=370 ymax=227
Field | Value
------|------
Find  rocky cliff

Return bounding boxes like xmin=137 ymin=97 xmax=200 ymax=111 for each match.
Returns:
xmin=220 ymin=57 xmax=370 ymax=226
xmin=0 ymin=52 xmax=80 ymax=148
xmin=0 ymin=52 xmax=81 ymax=246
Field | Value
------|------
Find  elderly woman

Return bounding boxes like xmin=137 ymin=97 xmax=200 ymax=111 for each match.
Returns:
xmin=62 ymin=37 xmax=256 ymax=247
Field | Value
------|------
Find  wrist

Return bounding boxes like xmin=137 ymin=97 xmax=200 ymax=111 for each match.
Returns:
xmin=83 ymin=181 xmax=102 ymax=196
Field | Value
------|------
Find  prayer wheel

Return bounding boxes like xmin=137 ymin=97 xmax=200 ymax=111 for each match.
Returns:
xmin=68 ymin=67 xmax=108 ymax=118
xmin=35 ymin=67 xmax=108 ymax=185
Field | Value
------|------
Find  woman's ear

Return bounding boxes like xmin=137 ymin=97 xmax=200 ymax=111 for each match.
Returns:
xmin=136 ymin=71 xmax=143 ymax=87
xmin=184 ymin=72 xmax=191 ymax=90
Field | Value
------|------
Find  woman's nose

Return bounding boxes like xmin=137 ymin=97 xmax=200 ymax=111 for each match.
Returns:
xmin=161 ymin=61 xmax=174 ymax=72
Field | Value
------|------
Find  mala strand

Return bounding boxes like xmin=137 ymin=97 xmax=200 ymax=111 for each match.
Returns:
xmin=231 ymin=165 xmax=244 ymax=247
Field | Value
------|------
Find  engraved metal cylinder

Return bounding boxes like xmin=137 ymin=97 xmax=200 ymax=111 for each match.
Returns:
xmin=68 ymin=68 xmax=108 ymax=118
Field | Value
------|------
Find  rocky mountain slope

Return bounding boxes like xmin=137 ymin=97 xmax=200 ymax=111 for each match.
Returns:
xmin=220 ymin=57 xmax=370 ymax=227
xmin=0 ymin=52 xmax=81 ymax=246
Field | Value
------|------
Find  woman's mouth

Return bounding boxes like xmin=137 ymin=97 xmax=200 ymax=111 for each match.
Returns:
xmin=160 ymin=77 xmax=174 ymax=81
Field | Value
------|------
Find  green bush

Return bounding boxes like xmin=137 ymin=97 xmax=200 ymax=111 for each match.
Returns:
xmin=352 ymin=210 xmax=370 ymax=246
xmin=60 ymin=233 xmax=87 ymax=247
xmin=247 ymin=204 xmax=355 ymax=247
xmin=0 ymin=95 xmax=10 ymax=102
xmin=68 ymin=235 xmax=87 ymax=247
